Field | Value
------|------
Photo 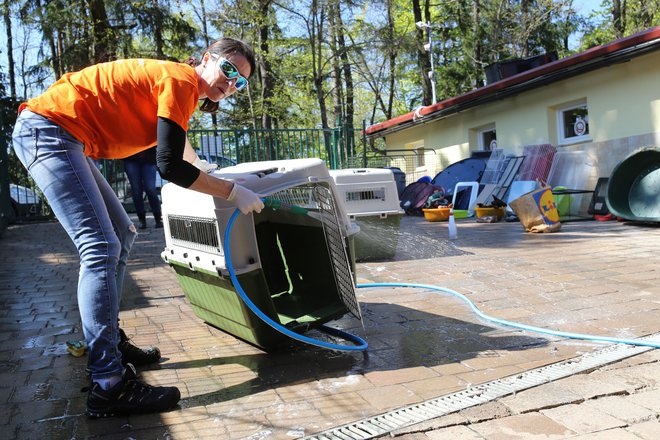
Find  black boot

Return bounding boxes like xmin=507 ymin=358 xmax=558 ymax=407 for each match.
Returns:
xmin=86 ymin=364 xmax=180 ymax=418
xmin=137 ymin=214 xmax=147 ymax=229
xmin=118 ymin=328 xmax=161 ymax=366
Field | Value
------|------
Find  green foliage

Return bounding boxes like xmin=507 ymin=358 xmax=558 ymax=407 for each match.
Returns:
xmin=579 ymin=0 xmax=660 ymax=49
xmin=1 ymin=0 xmax=644 ymax=130
xmin=0 ymin=98 xmax=31 ymax=187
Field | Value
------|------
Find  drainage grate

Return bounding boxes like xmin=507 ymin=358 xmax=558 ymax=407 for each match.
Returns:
xmin=303 ymin=334 xmax=658 ymax=440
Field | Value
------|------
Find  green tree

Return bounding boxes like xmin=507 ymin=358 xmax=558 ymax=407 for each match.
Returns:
xmin=2 ymin=0 xmax=16 ymax=99
xmin=580 ymin=0 xmax=660 ymax=47
xmin=1 ymin=0 xmax=645 ymax=132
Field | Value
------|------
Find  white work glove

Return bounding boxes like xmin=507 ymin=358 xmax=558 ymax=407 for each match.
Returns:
xmin=193 ymin=157 xmax=218 ymax=173
xmin=227 ymin=183 xmax=264 ymax=215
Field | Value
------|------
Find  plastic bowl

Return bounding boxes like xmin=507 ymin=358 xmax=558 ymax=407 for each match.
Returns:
xmin=422 ymin=207 xmax=451 ymax=222
xmin=475 ymin=206 xmax=506 ymax=219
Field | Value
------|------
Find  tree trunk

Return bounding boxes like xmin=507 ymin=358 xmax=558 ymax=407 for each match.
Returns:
xmin=412 ymin=0 xmax=432 ymax=106
xmin=473 ymin=0 xmax=483 ymax=88
xmin=153 ymin=0 xmax=165 ymax=58
xmin=335 ymin=2 xmax=355 ymax=156
xmin=385 ymin=0 xmax=396 ymax=120
xmin=34 ymin=0 xmax=62 ymax=78
xmin=197 ymin=0 xmax=218 ymax=127
xmin=88 ymin=0 xmax=114 ymax=63
xmin=3 ymin=1 xmax=16 ymax=99
xmin=258 ymin=0 xmax=274 ymax=132
xmin=329 ymin=1 xmax=344 ymax=128
xmin=308 ymin=0 xmax=331 ymax=161
xmin=612 ymin=0 xmax=625 ymax=38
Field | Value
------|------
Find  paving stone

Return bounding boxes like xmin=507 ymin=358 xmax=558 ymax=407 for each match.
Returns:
xmin=555 ymin=371 xmax=630 ymax=399
xmin=391 ymin=412 xmax=468 ymax=436
xmin=2 ymin=218 xmax=660 ymax=439
xmin=423 ymin=425 xmax=484 ymax=439
xmin=583 ymin=395 xmax=657 ymax=423
xmin=625 ymin=419 xmax=660 ymax=440
xmin=365 ymin=366 xmax=438 ymax=387
xmin=540 ymin=403 xmax=626 ymax=434
xmin=500 ymin=382 xmax=583 ymax=414
xmin=402 ymin=375 xmax=466 ymax=400
xmin=459 ymin=401 xmax=511 ymax=423
xmin=567 ymin=427 xmax=646 ymax=439
xmin=626 ymin=388 xmax=660 ymax=413
xmin=456 ymin=365 xmax=523 ymax=386
xmin=357 ymin=384 xmax=420 ymax=411
xmin=470 ymin=412 xmax=577 ymax=439
xmin=9 ymin=416 xmax=77 ymax=440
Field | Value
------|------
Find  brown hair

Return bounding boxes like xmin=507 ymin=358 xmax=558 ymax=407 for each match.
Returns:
xmin=185 ymin=38 xmax=256 ymax=113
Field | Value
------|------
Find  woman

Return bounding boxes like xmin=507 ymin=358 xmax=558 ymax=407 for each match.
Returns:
xmin=11 ymin=38 xmax=263 ymax=417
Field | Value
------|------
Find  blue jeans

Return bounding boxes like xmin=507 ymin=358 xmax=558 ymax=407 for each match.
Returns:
xmin=12 ymin=110 xmax=137 ymax=380
xmin=123 ymin=159 xmax=161 ymax=219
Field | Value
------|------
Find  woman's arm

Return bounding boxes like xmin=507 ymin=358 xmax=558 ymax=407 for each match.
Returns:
xmin=183 ymin=136 xmax=218 ymax=173
xmin=183 ymin=137 xmax=199 ymax=164
xmin=156 ymin=117 xmax=262 ymax=213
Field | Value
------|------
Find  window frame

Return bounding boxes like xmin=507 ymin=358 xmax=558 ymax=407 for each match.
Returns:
xmin=556 ymin=100 xmax=591 ymax=146
xmin=477 ymin=124 xmax=497 ymax=150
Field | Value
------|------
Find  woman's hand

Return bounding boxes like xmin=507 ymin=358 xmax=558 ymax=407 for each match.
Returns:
xmin=227 ymin=183 xmax=264 ymax=214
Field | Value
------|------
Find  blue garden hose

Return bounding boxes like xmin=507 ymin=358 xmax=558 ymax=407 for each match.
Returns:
xmin=359 ymin=282 xmax=660 ymax=349
xmin=225 ymin=205 xmax=660 ymax=351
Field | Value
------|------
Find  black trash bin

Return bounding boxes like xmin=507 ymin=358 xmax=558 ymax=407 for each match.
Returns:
xmin=382 ymin=166 xmax=406 ymax=198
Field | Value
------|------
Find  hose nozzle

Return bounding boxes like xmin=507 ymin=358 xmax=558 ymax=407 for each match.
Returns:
xmin=262 ymin=197 xmax=310 ymax=216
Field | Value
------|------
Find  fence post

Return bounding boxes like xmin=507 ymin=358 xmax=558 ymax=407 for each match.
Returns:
xmin=0 ymin=99 xmax=11 ymax=235
xmin=362 ymin=119 xmax=367 ymax=168
xmin=336 ymin=115 xmax=343 ymax=169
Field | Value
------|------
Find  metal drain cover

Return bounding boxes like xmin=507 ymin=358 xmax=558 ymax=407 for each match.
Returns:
xmin=303 ymin=334 xmax=658 ymax=439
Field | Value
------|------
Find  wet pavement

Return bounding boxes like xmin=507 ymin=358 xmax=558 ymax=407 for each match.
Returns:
xmin=1 ymin=215 xmax=659 ymax=439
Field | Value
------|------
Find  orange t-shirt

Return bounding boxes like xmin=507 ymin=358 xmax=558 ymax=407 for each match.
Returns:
xmin=20 ymin=59 xmax=199 ymax=159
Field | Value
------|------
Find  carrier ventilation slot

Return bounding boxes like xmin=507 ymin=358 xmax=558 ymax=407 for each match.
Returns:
xmin=167 ymin=215 xmax=221 ymax=253
xmin=346 ymin=188 xmax=385 ymax=202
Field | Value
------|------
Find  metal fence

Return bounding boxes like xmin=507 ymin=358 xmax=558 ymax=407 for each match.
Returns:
xmin=3 ymin=122 xmax=368 ymax=223
xmin=345 ymin=148 xmax=439 ymax=185
xmin=2 ymin=115 xmax=438 ymax=225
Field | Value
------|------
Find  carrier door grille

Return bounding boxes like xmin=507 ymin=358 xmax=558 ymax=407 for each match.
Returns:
xmin=167 ymin=215 xmax=222 ymax=253
xmin=313 ymin=186 xmax=362 ymax=321
xmin=346 ymin=187 xmax=385 ymax=202
xmin=269 ymin=184 xmax=362 ymax=321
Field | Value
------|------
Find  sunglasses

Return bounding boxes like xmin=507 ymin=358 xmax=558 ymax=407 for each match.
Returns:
xmin=210 ymin=54 xmax=249 ymax=91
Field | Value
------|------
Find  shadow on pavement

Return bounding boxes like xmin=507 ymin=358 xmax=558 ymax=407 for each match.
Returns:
xmin=166 ymin=301 xmax=548 ymax=410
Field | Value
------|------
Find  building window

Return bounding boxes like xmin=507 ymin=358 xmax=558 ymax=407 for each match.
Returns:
xmin=478 ymin=125 xmax=497 ymax=150
xmin=557 ymin=100 xmax=590 ymax=145
xmin=414 ymin=146 xmax=425 ymax=168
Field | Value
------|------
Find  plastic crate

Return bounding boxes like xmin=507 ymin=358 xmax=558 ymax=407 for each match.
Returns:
xmin=161 ymin=158 xmax=360 ymax=350
xmin=330 ymin=168 xmax=404 ymax=261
